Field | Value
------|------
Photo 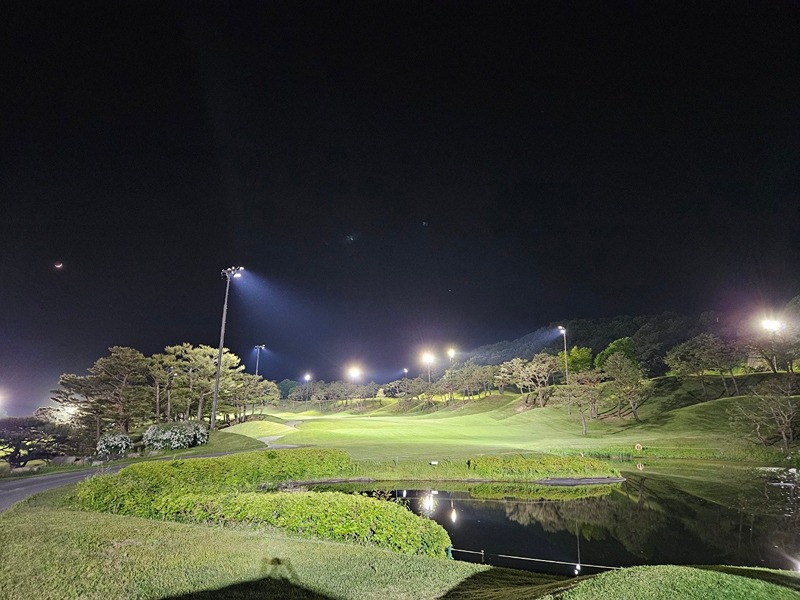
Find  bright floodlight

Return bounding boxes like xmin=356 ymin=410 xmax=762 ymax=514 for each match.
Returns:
xmin=762 ymin=319 xmax=783 ymax=332
xmin=558 ymin=325 xmax=566 ymax=335
xmin=448 ymin=348 xmax=455 ymax=359
xmin=304 ymin=373 xmax=311 ymax=382
xmin=422 ymin=352 xmax=435 ymax=365
xmin=348 ymin=366 xmax=361 ymax=380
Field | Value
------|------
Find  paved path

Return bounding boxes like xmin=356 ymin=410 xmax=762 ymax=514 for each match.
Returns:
xmin=0 ymin=450 xmax=253 ymax=513
xmin=0 ymin=467 xmax=117 ymax=512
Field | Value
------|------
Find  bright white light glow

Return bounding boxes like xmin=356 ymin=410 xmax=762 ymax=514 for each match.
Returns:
xmin=304 ymin=373 xmax=311 ymax=382
xmin=450 ymin=507 xmax=457 ymax=523
xmin=348 ymin=367 xmax=361 ymax=380
xmin=448 ymin=348 xmax=455 ymax=359
xmin=422 ymin=352 xmax=434 ymax=365
xmin=762 ymin=319 xmax=783 ymax=332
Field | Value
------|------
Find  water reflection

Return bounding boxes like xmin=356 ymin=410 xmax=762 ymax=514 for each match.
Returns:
xmin=346 ymin=466 xmax=799 ymax=574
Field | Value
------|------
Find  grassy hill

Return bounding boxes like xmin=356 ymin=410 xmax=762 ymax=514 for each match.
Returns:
xmin=224 ymin=374 xmax=784 ymax=463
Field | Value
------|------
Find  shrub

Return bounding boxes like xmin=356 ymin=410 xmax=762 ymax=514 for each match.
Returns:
xmin=143 ymin=421 xmax=209 ymax=451
xmin=95 ymin=433 xmax=133 ymax=458
xmin=467 ymin=454 xmax=618 ymax=479
xmin=75 ymin=448 xmax=352 ymax=496
xmin=72 ymin=487 xmax=451 ymax=557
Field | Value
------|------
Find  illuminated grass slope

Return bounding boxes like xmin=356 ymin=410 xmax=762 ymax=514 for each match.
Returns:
xmin=224 ymin=375 xmax=776 ymax=462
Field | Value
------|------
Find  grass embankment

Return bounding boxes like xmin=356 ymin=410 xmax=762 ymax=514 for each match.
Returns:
xmin=2 ymin=495 xmax=798 ymax=600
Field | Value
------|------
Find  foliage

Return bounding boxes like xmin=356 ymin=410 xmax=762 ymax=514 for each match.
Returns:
xmin=467 ymin=482 xmax=612 ymax=501
xmin=558 ymin=345 xmax=593 ymax=376
xmin=0 ymin=416 xmax=72 ymax=468
xmin=594 ymin=337 xmax=637 ymax=370
xmin=466 ymin=454 xmax=618 ymax=480
xmin=68 ymin=446 xmax=448 ymax=557
xmin=729 ymin=375 xmax=798 ymax=453
xmin=76 ymin=448 xmax=352 ymax=495
xmin=142 ymin=421 xmax=209 ymax=450
xmin=95 ymin=432 xmax=134 ymax=457
xmin=603 ymin=352 xmax=649 ymax=421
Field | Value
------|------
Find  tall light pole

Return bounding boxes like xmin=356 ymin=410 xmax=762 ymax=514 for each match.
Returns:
xmin=304 ymin=373 xmax=311 ymax=402
xmin=762 ymin=319 xmax=784 ymax=372
xmin=403 ymin=368 xmax=408 ymax=396
xmin=558 ymin=326 xmax=569 ymax=385
xmin=254 ymin=344 xmax=266 ymax=376
xmin=422 ymin=352 xmax=434 ymax=384
xmin=210 ymin=265 xmax=243 ymax=430
xmin=348 ymin=366 xmax=361 ymax=405
xmin=447 ymin=348 xmax=455 ymax=402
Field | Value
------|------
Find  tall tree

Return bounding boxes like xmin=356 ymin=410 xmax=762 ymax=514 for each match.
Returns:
xmin=89 ymin=346 xmax=150 ymax=434
xmin=594 ymin=337 xmax=638 ymax=371
xmin=603 ymin=352 xmax=648 ymax=421
xmin=730 ymin=375 xmax=798 ymax=454
xmin=0 ymin=417 xmax=72 ymax=468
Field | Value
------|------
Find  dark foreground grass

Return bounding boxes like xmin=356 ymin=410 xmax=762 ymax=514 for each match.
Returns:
xmin=2 ymin=490 xmax=799 ymax=600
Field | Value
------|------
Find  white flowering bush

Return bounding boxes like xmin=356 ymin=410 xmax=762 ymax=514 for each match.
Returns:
xmin=96 ymin=433 xmax=134 ymax=458
xmin=142 ymin=421 xmax=209 ymax=451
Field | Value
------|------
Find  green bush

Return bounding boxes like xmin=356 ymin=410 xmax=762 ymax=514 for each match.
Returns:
xmin=71 ymin=486 xmax=450 ymax=557
xmin=467 ymin=454 xmax=618 ymax=479
xmin=142 ymin=421 xmax=208 ymax=450
xmin=96 ymin=447 xmax=352 ymax=494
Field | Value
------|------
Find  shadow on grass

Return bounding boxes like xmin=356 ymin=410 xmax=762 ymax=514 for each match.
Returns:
xmin=160 ymin=557 xmax=331 ymax=600
xmin=439 ymin=566 xmax=572 ymax=600
xmin=694 ymin=565 xmax=800 ymax=593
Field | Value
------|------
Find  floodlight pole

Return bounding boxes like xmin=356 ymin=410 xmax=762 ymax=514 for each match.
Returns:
xmin=255 ymin=344 xmax=266 ymax=376
xmin=558 ymin=326 xmax=569 ymax=385
xmin=211 ymin=266 xmax=243 ymax=430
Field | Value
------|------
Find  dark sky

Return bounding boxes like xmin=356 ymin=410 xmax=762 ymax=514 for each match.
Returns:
xmin=1 ymin=1 xmax=798 ymax=416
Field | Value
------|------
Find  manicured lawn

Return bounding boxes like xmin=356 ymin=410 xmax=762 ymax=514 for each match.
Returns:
xmin=238 ymin=379 xmax=774 ymax=462
xmin=2 ymin=498 xmax=797 ymax=600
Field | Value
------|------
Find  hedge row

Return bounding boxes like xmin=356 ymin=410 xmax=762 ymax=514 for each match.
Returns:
xmin=467 ymin=454 xmax=618 ymax=479
xmin=70 ymin=484 xmax=450 ymax=557
xmin=106 ymin=448 xmax=352 ymax=494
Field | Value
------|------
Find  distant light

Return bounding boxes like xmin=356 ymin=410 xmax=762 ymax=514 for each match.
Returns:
xmin=233 ymin=272 xmax=243 ymax=278
xmin=54 ymin=262 xmax=63 ymax=269
xmin=448 ymin=348 xmax=455 ymax=359
xmin=348 ymin=366 xmax=361 ymax=380
xmin=422 ymin=352 xmax=435 ymax=365
xmin=304 ymin=373 xmax=311 ymax=382
xmin=762 ymin=319 xmax=783 ymax=332
xmin=558 ymin=325 xmax=566 ymax=335
xmin=403 ymin=368 xmax=408 ymax=374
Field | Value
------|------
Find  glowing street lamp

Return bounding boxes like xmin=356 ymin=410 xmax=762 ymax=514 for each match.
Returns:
xmin=422 ymin=352 xmax=435 ymax=383
xmin=211 ymin=266 xmax=244 ymax=430
xmin=558 ymin=326 xmax=569 ymax=385
xmin=254 ymin=344 xmax=266 ymax=376
xmin=447 ymin=348 xmax=456 ymax=402
xmin=761 ymin=319 xmax=785 ymax=372
xmin=304 ymin=373 xmax=312 ymax=402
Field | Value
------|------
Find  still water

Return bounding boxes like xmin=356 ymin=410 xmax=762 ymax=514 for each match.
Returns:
xmin=318 ymin=463 xmax=799 ymax=576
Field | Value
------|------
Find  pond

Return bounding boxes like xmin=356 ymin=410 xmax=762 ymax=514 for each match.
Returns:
xmin=315 ymin=462 xmax=799 ymax=576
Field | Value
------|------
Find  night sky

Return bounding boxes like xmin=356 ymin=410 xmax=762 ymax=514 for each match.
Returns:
xmin=1 ymin=1 xmax=798 ymax=416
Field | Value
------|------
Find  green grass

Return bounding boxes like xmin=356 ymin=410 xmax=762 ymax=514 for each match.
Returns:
xmin=233 ymin=377 xmax=784 ymax=463
xmin=3 ymin=495 xmax=798 ymax=600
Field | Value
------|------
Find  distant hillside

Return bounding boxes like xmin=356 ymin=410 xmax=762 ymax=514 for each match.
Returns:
xmin=466 ymin=311 xmax=727 ymax=375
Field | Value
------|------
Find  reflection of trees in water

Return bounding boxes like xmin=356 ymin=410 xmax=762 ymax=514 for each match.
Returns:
xmin=733 ymin=469 xmax=800 ymax=562
xmin=500 ymin=470 xmax=800 ymax=568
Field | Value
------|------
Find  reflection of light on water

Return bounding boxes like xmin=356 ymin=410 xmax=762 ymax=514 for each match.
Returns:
xmin=422 ymin=493 xmax=437 ymax=515
xmin=402 ymin=490 xmax=407 ymax=498
xmin=450 ymin=507 xmax=457 ymax=523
